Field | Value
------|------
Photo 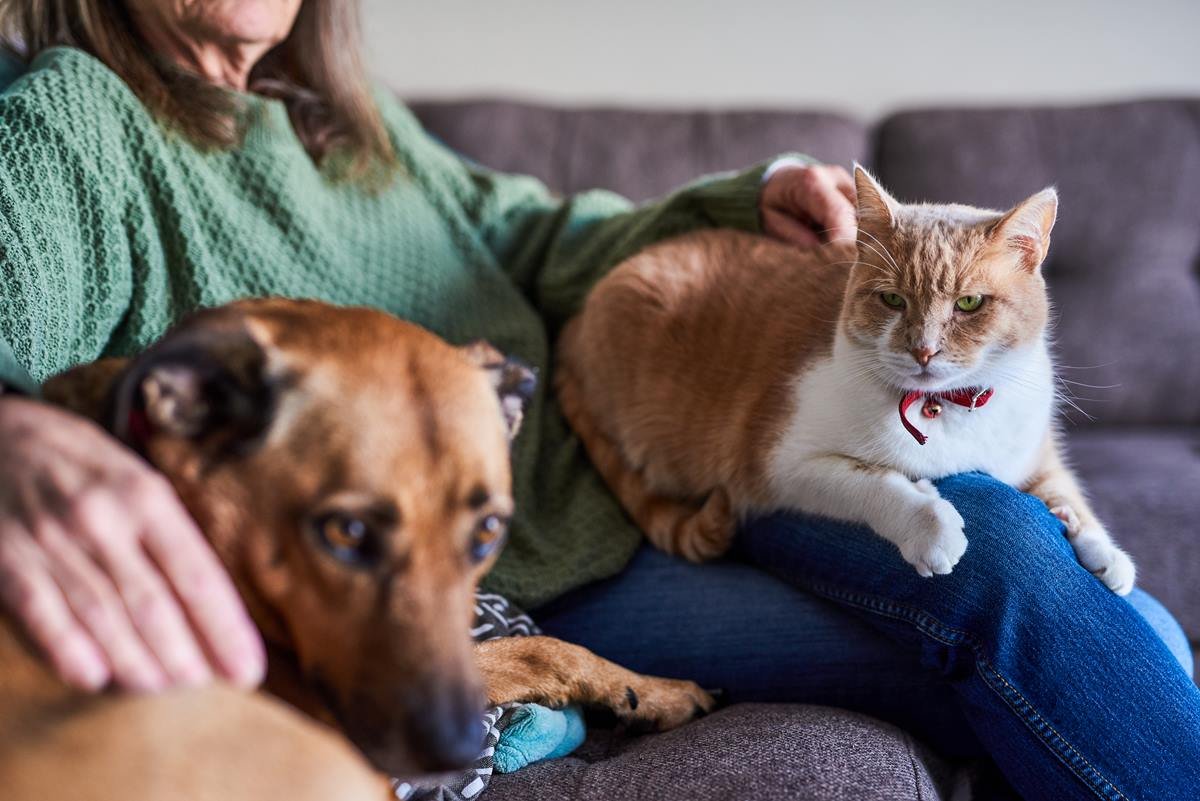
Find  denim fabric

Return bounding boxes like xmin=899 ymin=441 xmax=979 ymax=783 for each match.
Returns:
xmin=535 ymin=473 xmax=1199 ymax=801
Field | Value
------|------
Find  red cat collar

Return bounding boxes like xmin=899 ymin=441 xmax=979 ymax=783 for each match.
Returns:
xmin=899 ymin=387 xmax=994 ymax=445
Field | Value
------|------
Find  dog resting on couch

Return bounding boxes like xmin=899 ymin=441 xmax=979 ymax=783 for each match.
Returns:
xmin=0 ymin=298 xmax=712 ymax=801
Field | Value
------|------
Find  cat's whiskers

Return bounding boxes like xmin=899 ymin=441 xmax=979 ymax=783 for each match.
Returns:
xmin=1054 ymin=394 xmax=1095 ymax=422
xmin=856 ymin=241 xmax=902 ymax=277
xmin=807 ymin=223 xmax=899 ymax=275
xmin=826 ymin=259 xmax=893 ymax=279
xmin=1056 ymin=362 xmax=1117 ymax=371
xmin=809 ymin=225 xmax=904 ymax=275
xmin=987 ymin=363 xmax=1096 ymax=422
xmin=854 ymin=229 xmax=903 ymax=273
xmin=996 ymin=358 xmax=1099 ymax=395
xmin=984 ymin=363 xmax=1051 ymax=394
xmin=840 ymin=355 xmax=896 ymax=392
xmin=1055 ymin=378 xmax=1121 ymax=390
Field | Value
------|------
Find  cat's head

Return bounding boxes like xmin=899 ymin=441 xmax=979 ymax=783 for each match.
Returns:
xmin=840 ymin=166 xmax=1057 ymax=392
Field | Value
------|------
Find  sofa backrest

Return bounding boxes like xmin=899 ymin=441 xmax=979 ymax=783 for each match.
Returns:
xmin=410 ymin=100 xmax=868 ymax=202
xmin=410 ymin=98 xmax=1200 ymax=425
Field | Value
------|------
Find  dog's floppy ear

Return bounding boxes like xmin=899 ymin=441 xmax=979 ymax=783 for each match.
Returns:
xmin=106 ymin=312 xmax=281 ymax=458
xmin=42 ymin=357 xmax=132 ymax=424
xmin=461 ymin=341 xmax=538 ymax=440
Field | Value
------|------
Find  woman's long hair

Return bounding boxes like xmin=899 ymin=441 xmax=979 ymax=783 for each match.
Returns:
xmin=0 ymin=0 xmax=395 ymax=180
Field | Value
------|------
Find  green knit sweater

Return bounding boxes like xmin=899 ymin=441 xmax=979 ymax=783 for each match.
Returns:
xmin=0 ymin=47 xmax=798 ymax=608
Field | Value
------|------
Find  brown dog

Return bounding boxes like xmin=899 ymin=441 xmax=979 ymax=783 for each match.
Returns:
xmin=1 ymin=298 xmax=712 ymax=801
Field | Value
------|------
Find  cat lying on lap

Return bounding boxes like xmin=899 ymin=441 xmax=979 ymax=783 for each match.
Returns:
xmin=556 ymin=165 xmax=1135 ymax=594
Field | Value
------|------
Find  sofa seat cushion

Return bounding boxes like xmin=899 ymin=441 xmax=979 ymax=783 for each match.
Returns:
xmin=485 ymin=704 xmax=953 ymax=801
xmin=1065 ymin=427 xmax=1200 ymax=635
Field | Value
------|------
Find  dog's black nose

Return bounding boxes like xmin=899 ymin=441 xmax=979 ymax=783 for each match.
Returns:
xmin=404 ymin=684 xmax=484 ymax=771
xmin=341 ymin=678 xmax=484 ymax=775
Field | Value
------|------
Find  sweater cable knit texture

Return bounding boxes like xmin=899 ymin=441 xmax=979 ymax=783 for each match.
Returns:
xmin=0 ymin=47 xmax=796 ymax=607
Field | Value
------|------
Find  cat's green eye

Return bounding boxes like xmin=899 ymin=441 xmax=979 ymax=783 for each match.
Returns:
xmin=955 ymin=295 xmax=985 ymax=313
xmin=880 ymin=292 xmax=906 ymax=309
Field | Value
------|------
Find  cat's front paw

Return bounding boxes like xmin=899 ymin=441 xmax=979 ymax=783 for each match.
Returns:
xmin=1049 ymin=504 xmax=1083 ymax=536
xmin=1071 ymin=529 xmax=1136 ymax=595
xmin=1050 ymin=506 xmax=1135 ymax=595
xmin=892 ymin=496 xmax=968 ymax=577
xmin=912 ymin=478 xmax=940 ymax=498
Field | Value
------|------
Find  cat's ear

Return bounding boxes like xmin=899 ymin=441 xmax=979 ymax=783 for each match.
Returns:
xmin=989 ymin=188 xmax=1058 ymax=272
xmin=853 ymin=164 xmax=898 ymax=240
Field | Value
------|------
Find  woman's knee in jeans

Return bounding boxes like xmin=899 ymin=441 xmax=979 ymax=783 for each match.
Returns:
xmin=932 ymin=472 xmax=1075 ymax=596
xmin=1126 ymin=589 xmax=1195 ymax=678
xmin=931 ymin=474 xmax=1193 ymax=677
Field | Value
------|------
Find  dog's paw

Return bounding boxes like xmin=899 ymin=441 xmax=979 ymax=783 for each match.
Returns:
xmin=616 ymin=676 xmax=715 ymax=732
xmin=1071 ymin=530 xmax=1136 ymax=595
xmin=892 ymin=495 xmax=968 ymax=577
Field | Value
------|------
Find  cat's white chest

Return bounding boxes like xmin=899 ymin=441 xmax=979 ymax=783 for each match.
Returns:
xmin=767 ymin=340 xmax=1055 ymax=501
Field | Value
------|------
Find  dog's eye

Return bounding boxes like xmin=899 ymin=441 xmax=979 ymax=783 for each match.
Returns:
xmin=313 ymin=513 xmax=380 ymax=568
xmin=471 ymin=515 xmax=508 ymax=562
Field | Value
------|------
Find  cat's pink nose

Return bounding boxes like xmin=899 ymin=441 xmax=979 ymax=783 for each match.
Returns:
xmin=911 ymin=346 xmax=939 ymax=367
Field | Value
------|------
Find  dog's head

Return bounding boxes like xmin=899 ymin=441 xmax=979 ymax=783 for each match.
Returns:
xmin=46 ymin=298 xmax=536 ymax=775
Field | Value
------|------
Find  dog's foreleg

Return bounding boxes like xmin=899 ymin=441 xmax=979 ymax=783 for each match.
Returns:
xmin=475 ymin=636 xmax=713 ymax=732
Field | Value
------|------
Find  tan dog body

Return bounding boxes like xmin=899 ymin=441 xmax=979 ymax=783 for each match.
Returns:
xmin=2 ymin=299 xmax=709 ymax=801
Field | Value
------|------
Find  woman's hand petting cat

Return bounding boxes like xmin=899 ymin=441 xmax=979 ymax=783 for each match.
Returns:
xmin=0 ymin=396 xmax=265 ymax=692
xmin=760 ymin=161 xmax=857 ymax=249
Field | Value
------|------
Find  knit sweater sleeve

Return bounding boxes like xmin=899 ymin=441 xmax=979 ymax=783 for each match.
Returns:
xmin=0 ymin=337 xmax=35 ymax=395
xmin=0 ymin=88 xmax=135 ymax=392
xmin=466 ymin=160 xmax=803 ymax=327
xmin=389 ymin=100 xmax=814 ymax=327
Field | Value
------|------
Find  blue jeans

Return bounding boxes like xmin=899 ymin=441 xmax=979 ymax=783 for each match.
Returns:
xmin=534 ymin=473 xmax=1199 ymax=801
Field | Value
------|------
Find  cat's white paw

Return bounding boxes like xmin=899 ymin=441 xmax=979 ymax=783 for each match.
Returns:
xmin=892 ymin=496 xmax=968 ymax=577
xmin=1049 ymin=504 xmax=1082 ymax=536
xmin=1050 ymin=506 xmax=1135 ymax=595
xmin=912 ymin=478 xmax=940 ymax=498
xmin=1071 ymin=529 xmax=1136 ymax=595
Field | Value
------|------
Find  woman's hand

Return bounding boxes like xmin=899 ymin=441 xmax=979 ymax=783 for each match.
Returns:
xmin=0 ymin=396 xmax=265 ymax=692
xmin=760 ymin=161 xmax=858 ymax=249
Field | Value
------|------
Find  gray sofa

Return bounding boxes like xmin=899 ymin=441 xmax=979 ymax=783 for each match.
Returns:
xmin=410 ymin=98 xmax=1200 ymax=800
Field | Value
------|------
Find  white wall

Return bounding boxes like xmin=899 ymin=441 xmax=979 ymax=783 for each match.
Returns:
xmin=362 ymin=0 xmax=1200 ymax=119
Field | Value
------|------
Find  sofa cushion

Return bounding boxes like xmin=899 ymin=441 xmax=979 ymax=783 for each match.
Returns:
xmin=410 ymin=100 xmax=869 ymax=202
xmin=1065 ymin=426 xmax=1200 ymax=637
xmin=486 ymin=704 xmax=954 ymax=801
xmin=874 ymin=100 xmax=1200 ymax=426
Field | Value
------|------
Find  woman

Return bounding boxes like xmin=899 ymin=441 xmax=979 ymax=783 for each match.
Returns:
xmin=0 ymin=3 xmax=1194 ymax=799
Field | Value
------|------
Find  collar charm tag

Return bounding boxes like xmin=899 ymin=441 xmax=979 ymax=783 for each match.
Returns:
xmin=968 ymin=387 xmax=994 ymax=410
xmin=898 ymin=386 xmax=995 ymax=446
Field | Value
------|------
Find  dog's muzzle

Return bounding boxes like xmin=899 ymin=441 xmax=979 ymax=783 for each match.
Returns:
xmin=336 ymin=675 xmax=485 ymax=775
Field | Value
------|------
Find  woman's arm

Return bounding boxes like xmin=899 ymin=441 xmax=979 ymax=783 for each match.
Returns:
xmin=465 ymin=156 xmax=854 ymax=329
xmin=467 ymin=158 xmax=787 ymax=328
xmin=393 ymin=102 xmax=855 ymax=329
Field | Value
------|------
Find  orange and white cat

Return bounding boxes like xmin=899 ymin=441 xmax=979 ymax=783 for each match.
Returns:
xmin=556 ymin=166 xmax=1135 ymax=594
